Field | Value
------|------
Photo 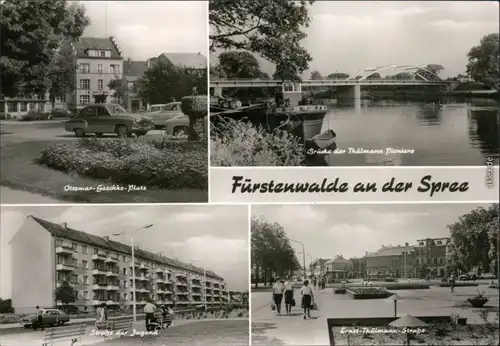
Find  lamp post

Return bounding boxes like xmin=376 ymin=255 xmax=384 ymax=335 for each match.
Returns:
xmin=298 ymin=252 xmax=313 ymax=277
xmin=289 ymin=238 xmax=306 ymax=280
xmin=112 ymin=224 xmax=154 ymax=322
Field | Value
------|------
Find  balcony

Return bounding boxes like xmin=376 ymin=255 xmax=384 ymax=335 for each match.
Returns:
xmin=92 ymin=284 xmax=107 ymax=290
xmin=156 ymin=289 xmax=168 ymax=294
xmin=156 ymin=268 xmax=164 ymax=273
xmin=92 ymin=253 xmax=107 ymax=261
xmin=91 ymin=300 xmax=106 ymax=305
xmin=156 ymin=278 xmax=169 ymax=284
xmin=106 ymin=285 xmax=119 ymax=291
xmin=139 ymin=263 xmax=149 ymax=271
xmin=177 ymin=301 xmax=189 ymax=305
xmin=92 ymin=269 xmax=107 ymax=276
xmin=176 ymin=282 xmax=188 ymax=286
xmin=106 ymin=271 xmax=119 ymax=277
xmin=138 ymin=276 xmax=149 ymax=282
xmin=176 ymin=291 xmax=189 ymax=296
xmin=137 ymin=288 xmax=149 ymax=293
xmin=55 ymin=246 xmax=75 ymax=255
xmin=106 ymin=300 xmax=118 ymax=305
xmin=105 ymin=256 xmax=119 ymax=264
xmin=56 ymin=263 xmax=75 ymax=271
xmin=191 ymin=292 xmax=202 ymax=296
xmin=138 ymin=300 xmax=147 ymax=305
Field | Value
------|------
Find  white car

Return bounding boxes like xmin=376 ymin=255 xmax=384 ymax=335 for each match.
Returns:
xmin=165 ymin=115 xmax=208 ymax=137
xmin=147 ymin=102 xmax=184 ymax=128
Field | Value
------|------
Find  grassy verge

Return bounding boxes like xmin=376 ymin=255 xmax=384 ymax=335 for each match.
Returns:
xmin=1 ymin=139 xmax=207 ymax=203
xmin=210 ymin=118 xmax=304 ymax=166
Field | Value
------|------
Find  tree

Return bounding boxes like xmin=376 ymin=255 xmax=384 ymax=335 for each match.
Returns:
xmin=467 ymin=33 xmax=499 ymax=90
xmin=310 ymin=70 xmax=322 ymax=80
xmin=209 ymin=0 xmax=314 ymax=79
xmin=218 ymin=51 xmax=263 ymax=79
xmin=55 ymin=281 xmax=76 ymax=311
xmin=1 ymin=1 xmax=90 ymax=98
xmin=251 ymin=216 xmax=300 ymax=287
xmin=108 ymin=76 xmax=128 ymax=106
xmin=327 ymin=73 xmax=350 ymax=80
xmin=48 ymin=41 xmax=76 ymax=108
xmin=448 ymin=204 xmax=499 ymax=274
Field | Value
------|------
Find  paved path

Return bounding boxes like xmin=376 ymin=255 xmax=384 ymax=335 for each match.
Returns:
xmin=251 ymin=285 xmax=499 ymax=345
xmin=0 ymin=319 xmax=248 ymax=346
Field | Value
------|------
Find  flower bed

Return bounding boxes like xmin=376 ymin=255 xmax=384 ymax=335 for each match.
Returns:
xmin=439 ymin=282 xmax=479 ymax=287
xmin=384 ymin=283 xmax=430 ymax=290
xmin=39 ymin=137 xmax=207 ymax=189
xmin=466 ymin=291 xmax=489 ymax=308
xmin=347 ymin=287 xmax=392 ymax=299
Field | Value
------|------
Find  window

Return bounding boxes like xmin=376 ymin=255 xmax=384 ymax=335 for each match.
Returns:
xmin=122 ymin=268 xmax=127 ymax=275
xmin=83 ymin=291 xmax=89 ymax=300
xmin=123 ymin=255 xmax=126 ymax=262
xmin=71 ymin=274 xmax=78 ymax=284
xmin=98 ymin=64 xmax=103 ymax=73
xmin=100 ymin=51 xmax=106 ymax=57
xmin=79 ymin=95 xmax=90 ymax=105
xmin=82 ymin=260 xmax=88 ymax=270
xmin=72 ymin=243 xmax=78 ymax=251
xmin=98 ymin=79 xmax=103 ymax=90
xmin=56 ymin=239 xmax=63 ymax=247
xmin=94 ymin=248 xmax=98 ymax=254
xmin=110 ymin=64 xmax=120 ymax=74
xmin=82 ymin=246 xmax=87 ymax=254
xmin=79 ymin=79 xmax=90 ymax=89
xmin=20 ymin=102 xmax=27 ymax=112
xmin=59 ymin=94 xmax=66 ymax=103
xmin=7 ymin=102 xmax=16 ymax=112
xmin=83 ymin=276 xmax=88 ymax=284
xmin=79 ymin=64 xmax=90 ymax=74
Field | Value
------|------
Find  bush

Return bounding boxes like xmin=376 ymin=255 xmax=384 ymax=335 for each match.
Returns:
xmin=39 ymin=137 xmax=207 ymax=189
xmin=385 ymin=283 xmax=430 ymax=290
xmin=20 ymin=110 xmax=51 ymax=121
xmin=0 ymin=299 xmax=14 ymax=313
xmin=51 ymin=108 xmax=70 ymax=118
xmin=211 ymin=118 xmax=304 ymax=166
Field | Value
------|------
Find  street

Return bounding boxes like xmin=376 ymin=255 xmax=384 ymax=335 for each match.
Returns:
xmin=251 ymin=286 xmax=500 ymax=345
xmin=0 ymin=319 xmax=249 ymax=346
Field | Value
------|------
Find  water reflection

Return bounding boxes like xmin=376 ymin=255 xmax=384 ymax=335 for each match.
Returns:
xmin=313 ymin=100 xmax=499 ymax=166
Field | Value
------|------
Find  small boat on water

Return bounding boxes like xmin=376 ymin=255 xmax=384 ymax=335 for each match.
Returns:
xmin=311 ymin=129 xmax=337 ymax=149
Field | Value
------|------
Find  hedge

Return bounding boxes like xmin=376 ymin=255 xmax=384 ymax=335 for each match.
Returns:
xmin=40 ymin=137 xmax=207 ymax=189
xmin=385 ymin=283 xmax=430 ymax=290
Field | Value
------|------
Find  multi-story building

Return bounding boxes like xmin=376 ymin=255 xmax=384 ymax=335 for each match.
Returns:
xmin=10 ymin=216 xmax=228 ymax=314
xmin=123 ymin=59 xmax=148 ymax=112
xmin=66 ymin=36 xmax=124 ymax=108
xmin=147 ymin=52 xmax=207 ymax=73
xmin=414 ymin=237 xmax=450 ymax=278
xmin=324 ymin=255 xmax=353 ymax=282
xmin=365 ymin=243 xmax=416 ymax=278
xmin=310 ymin=258 xmax=329 ymax=277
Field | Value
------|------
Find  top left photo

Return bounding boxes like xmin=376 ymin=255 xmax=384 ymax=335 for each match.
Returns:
xmin=0 ymin=0 xmax=209 ymax=204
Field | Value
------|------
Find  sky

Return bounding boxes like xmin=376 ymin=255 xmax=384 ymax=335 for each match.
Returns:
xmin=252 ymin=204 xmax=494 ymax=264
xmin=214 ymin=1 xmax=499 ymax=79
xmin=0 ymin=205 xmax=249 ymax=299
xmin=77 ymin=1 xmax=207 ymax=60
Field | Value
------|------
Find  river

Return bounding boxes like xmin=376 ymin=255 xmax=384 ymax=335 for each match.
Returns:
xmin=312 ymin=98 xmax=499 ymax=166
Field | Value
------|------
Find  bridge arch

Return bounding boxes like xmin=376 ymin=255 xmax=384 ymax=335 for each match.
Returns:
xmin=356 ymin=64 xmax=443 ymax=81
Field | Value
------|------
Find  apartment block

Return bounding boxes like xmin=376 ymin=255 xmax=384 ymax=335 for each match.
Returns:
xmin=10 ymin=216 xmax=228 ymax=314
xmin=67 ymin=37 xmax=124 ymax=108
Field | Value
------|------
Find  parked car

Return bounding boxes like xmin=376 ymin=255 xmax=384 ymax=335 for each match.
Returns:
xmin=65 ymin=104 xmax=154 ymax=137
xmin=20 ymin=308 xmax=70 ymax=328
xmin=164 ymin=114 xmax=208 ymax=137
xmin=147 ymin=102 xmax=184 ymax=129
xmin=479 ymin=273 xmax=497 ymax=280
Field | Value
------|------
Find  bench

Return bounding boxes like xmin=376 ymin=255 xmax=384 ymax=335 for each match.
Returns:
xmin=149 ymin=315 xmax=173 ymax=331
xmin=42 ymin=324 xmax=86 ymax=346
xmin=105 ymin=319 xmax=133 ymax=339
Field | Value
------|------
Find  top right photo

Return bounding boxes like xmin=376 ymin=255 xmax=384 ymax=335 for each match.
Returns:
xmin=209 ymin=1 xmax=499 ymax=167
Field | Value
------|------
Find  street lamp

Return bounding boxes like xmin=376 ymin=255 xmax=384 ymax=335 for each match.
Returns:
xmin=289 ymin=238 xmax=306 ymax=280
xmin=112 ymin=223 xmax=154 ymax=322
xmin=298 ymin=252 xmax=313 ymax=277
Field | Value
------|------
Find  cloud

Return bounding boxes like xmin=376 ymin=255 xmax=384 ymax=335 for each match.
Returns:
xmin=174 ymin=212 xmax=214 ymax=223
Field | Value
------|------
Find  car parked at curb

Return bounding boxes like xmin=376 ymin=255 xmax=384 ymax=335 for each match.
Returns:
xmin=65 ymin=104 xmax=155 ymax=137
xmin=164 ymin=114 xmax=208 ymax=137
xmin=147 ymin=102 xmax=184 ymax=129
xmin=20 ymin=308 xmax=70 ymax=328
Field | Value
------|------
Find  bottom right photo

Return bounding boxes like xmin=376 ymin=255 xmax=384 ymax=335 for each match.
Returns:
xmin=250 ymin=203 xmax=499 ymax=346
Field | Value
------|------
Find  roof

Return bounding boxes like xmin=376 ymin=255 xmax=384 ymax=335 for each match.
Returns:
xmin=123 ymin=60 xmax=147 ymax=77
xmin=74 ymin=37 xmax=122 ymax=59
xmin=312 ymin=258 xmax=329 ymax=267
xmin=159 ymin=53 xmax=207 ymax=69
xmin=325 ymin=256 xmax=351 ymax=265
xmin=29 ymin=216 xmax=223 ymax=280
xmin=365 ymin=246 xmax=415 ymax=258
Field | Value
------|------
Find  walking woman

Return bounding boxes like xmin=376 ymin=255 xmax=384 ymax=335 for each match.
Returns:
xmin=272 ymin=277 xmax=285 ymax=315
xmin=284 ymin=278 xmax=294 ymax=315
xmin=301 ymin=280 xmax=314 ymax=320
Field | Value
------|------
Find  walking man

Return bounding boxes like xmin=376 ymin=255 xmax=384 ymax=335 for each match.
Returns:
xmin=144 ymin=300 xmax=156 ymax=331
xmin=449 ymin=274 xmax=456 ymax=293
xmin=33 ymin=306 xmax=44 ymax=331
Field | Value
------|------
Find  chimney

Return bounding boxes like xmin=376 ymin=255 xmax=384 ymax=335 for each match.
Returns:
xmin=61 ymin=222 xmax=68 ymax=229
xmin=405 ymin=242 xmax=409 ymax=247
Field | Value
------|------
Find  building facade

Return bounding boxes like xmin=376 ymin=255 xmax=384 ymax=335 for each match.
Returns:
xmin=414 ymin=238 xmax=451 ymax=278
xmin=310 ymin=258 xmax=329 ymax=278
xmin=324 ymin=256 xmax=353 ymax=282
xmin=68 ymin=37 xmax=124 ymax=109
xmin=10 ymin=216 xmax=228 ymax=314
xmin=123 ymin=59 xmax=148 ymax=112
xmin=365 ymin=243 xmax=416 ymax=278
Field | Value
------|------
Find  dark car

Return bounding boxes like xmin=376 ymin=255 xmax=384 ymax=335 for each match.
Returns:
xmin=65 ymin=104 xmax=155 ymax=137
xmin=20 ymin=308 xmax=70 ymax=328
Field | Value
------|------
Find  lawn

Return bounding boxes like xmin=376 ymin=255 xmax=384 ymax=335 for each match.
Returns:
xmin=0 ymin=139 xmax=208 ymax=203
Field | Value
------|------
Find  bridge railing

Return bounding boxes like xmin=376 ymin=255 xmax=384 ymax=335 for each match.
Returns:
xmin=210 ymin=79 xmax=449 ymax=85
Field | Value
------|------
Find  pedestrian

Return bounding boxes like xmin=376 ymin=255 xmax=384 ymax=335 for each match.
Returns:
xmin=321 ymin=278 xmax=326 ymax=290
xmin=301 ymin=280 xmax=314 ymax=320
xmin=284 ymin=277 xmax=294 ymax=315
xmin=33 ymin=306 xmax=44 ymax=331
xmin=100 ymin=303 xmax=108 ymax=324
xmin=271 ymin=277 xmax=285 ymax=316
xmin=312 ymin=277 xmax=317 ymax=290
xmin=450 ymin=274 xmax=456 ymax=293
xmin=144 ymin=300 xmax=157 ymax=331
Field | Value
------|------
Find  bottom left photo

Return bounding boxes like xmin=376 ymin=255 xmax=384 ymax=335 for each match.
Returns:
xmin=0 ymin=204 xmax=250 ymax=346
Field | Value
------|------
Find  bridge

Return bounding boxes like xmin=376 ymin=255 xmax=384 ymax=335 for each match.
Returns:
xmin=209 ymin=64 xmax=450 ymax=100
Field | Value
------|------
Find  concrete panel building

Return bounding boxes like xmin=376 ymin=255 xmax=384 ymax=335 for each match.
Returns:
xmin=10 ymin=216 xmax=228 ymax=314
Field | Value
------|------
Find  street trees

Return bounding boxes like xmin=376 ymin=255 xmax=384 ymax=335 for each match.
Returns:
xmin=55 ymin=281 xmax=76 ymax=312
xmin=467 ymin=33 xmax=499 ymax=90
xmin=310 ymin=70 xmax=323 ymax=80
xmin=218 ymin=51 xmax=262 ymax=79
xmin=209 ymin=0 xmax=314 ymax=80
xmin=447 ymin=204 xmax=499 ymax=275
xmin=108 ymin=77 xmax=129 ymax=106
xmin=251 ymin=217 xmax=300 ymax=287
xmin=327 ymin=73 xmax=350 ymax=80
xmin=1 ymin=0 xmax=90 ymax=98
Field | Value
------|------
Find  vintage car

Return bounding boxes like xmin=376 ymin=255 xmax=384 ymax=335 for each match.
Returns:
xmin=65 ymin=104 xmax=155 ymax=137
xmin=20 ymin=308 xmax=70 ymax=328
xmin=147 ymin=102 xmax=184 ymax=128
xmin=164 ymin=114 xmax=208 ymax=137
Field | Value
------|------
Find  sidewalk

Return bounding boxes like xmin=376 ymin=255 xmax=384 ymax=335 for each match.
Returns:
xmin=0 ymin=119 xmax=67 ymax=126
